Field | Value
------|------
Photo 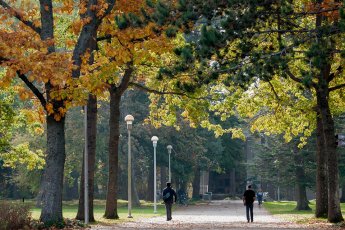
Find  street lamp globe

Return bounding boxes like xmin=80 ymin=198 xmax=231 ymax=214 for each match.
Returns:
xmin=125 ymin=114 xmax=134 ymax=218
xmin=125 ymin=115 xmax=134 ymax=130
xmin=151 ymin=136 xmax=159 ymax=147
xmin=151 ymin=135 xmax=159 ymax=213
xmin=167 ymin=145 xmax=172 ymax=153
xmin=167 ymin=145 xmax=172 ymax=183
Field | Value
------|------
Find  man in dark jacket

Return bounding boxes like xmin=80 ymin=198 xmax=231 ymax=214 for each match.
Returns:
xmin=243 ymin=185 xmax=256 ymax=223
xmin=162 ymin=182 xmax=177 ymax=221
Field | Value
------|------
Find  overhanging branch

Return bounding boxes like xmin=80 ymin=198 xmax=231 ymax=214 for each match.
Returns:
xmin=129 ymin=82 xmax=205 ymax=100
xmin=268 ymin=81 xmax=281 ymax=102
xmin=17 ymin=71 xmax=47 ymax=109
xmin=329 ymin=83 xmax=345 ymax=92
xmin=0 ymin=0 xmax=41 ymax=34
xmin=286 ymin=70 xmax=302 ymax=83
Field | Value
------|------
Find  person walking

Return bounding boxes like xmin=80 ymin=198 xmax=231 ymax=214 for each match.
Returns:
xmin=257 ymin=189 xmax=263 ymax=207
xmin=162 ymin=182 xmax=177 ymax=221
xmin=243 ymin=185 xmax=256 ymax=223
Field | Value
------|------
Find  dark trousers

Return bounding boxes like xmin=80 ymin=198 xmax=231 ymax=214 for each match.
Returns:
xmin=165 ymin=202 xmax=172 ymax=220
xmin=258 ymin=199 xmax=262 ymax=205
xmin=246 ymin=203 xmax=254 ymax=222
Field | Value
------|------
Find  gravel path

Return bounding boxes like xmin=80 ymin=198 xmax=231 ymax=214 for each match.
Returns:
xmin=93 ymin=200 xmax=337 ymax=229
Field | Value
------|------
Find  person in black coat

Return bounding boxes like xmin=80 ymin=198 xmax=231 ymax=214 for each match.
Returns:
xmin=243 ymin=185 xmax=256 ymax=223
xmin=162 ymin=182 xmax=177 ymax=221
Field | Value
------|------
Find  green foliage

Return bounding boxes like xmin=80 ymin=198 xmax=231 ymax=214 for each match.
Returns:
xmin=198 ymin=25 xmax=223 ymax=57
xmin=252 ymin=134 xmax=316 ymax=191
xmin=0 ymin=92 xmax=15 ymax=152
xmin=1 ymin=143 xmax=45 ymax=170
xmin=152 ymin=1 xmax=170 ymax=26
xmin=115 ymin=15 xmax=129 ymax=29
xmin=165 ymin=26 xmax=178 ymax=38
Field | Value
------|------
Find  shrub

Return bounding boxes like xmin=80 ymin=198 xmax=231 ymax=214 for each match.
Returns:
xmin=0 ymin=201 xmax=31 ymax=230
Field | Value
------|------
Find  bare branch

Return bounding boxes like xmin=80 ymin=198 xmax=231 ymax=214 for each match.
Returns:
xmin=129 ymin=82 xmax=205 ymax=100
xmin=17 ymin=71 xmax=47 ymax=109
xmin=0 ymin=0 xmax=41 ymax=34
xmin=268 ymin=81 xmax=281 ymax=102
xmin=286 ymin=70 xmax=302 ymax=83
xmin=328 ymin=66 xmax=343 ymax=82
xmin=294 ymin=7 xmax=341 ymax=16
xmin=329 ymin=83 xmax=345 ymax=92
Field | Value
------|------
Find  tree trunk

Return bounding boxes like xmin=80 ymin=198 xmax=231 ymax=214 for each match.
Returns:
xmin=39 ymin=115 xmax=66 ymax=223
xmin=104 ymin=88 xmax=121 ymax=219
xmin=104 ymin=64 xmax=133 ymax=218
xmin=146 ymin=163 xmax=154 ymax=201
xmin=192 ymin=166 xmax=201 ymax=199
xmin=317 ymin=88 xmax=344 ymax=222
xmin=76 ymin=95 xmax=97 ymax=222
xmin=294 ymin=144 xmax=311 ymax=211
xmin=315 ymin=112 xmax=328 ymax=217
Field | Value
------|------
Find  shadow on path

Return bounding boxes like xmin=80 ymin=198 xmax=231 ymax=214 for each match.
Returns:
xmin=92 ymin=200 xmax=325 ymax=229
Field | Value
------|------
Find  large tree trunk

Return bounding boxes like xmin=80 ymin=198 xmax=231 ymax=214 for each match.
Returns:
xmin=315 ymin=112 xmax=328 ymax=217
xmin=104 ymin=88 xmax=121 ymax=219
xmin=294 ymin=144 xmax=311 ymax=211
xmin=313 ymin=2 xmax=342 ymax=222
xmin=192 ymin=166 xmax=201 ymax=199
xmin=76 ymin=95 xmax=97 ymax=222
xmin=39 ymin=115 xmax=66 ymax=223
xmin=317 ymin=87 xmax=344 ymax=222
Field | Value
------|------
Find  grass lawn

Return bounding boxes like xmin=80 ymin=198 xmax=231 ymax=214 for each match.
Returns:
xmin=264 ymin=201 xmax=345 ymax=224
xmin=12 ymin=199 xmax=165 ymax=226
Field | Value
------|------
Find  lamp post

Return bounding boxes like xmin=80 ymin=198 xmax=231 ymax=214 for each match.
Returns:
xmin=84 ymin=105 xmax=89 ymax=224
xmin=167 ymin=145 xmax=172 ymax=182
xmin=125 ymin=115 xmax=134 ymax=218
xmin=151 ymin=136 xmax=159 ymax=214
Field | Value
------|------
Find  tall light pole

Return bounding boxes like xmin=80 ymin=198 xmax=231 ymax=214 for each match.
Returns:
xmin=167 ymin=145 xmax=172 ymax=182
xmin=84 ymin=105 xmax=89 ymax=225
xmin=151 ymin=136 xmax=159 ymax=214
xmin=125 ymin=115 xmax=134 ymax=218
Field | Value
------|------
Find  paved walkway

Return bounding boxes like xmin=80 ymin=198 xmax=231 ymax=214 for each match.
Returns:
xmin=93 ymin=200 xmax=333 ymax=229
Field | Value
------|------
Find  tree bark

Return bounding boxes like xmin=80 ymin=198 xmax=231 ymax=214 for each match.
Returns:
xmin=39 ymin=115 xmax=66 ymax=223
xmin=317 ymin=87 xmax=344 ymax=222
xmin=104 ymin=64 xmax=133 ymax=218
xmin=192 ymin=166 xmax=201 ymax=199
xmin=104 ymin=88 xmax=121 ymax=219
xmin=315 ymin=112 xmax=328 ymax=217
xmin=76 ymin=95 xmax=97 ymax=222
xmin=293 ymin=144 xmax=311 ymax=211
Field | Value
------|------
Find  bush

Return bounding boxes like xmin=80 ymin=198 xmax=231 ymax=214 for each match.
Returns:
xmin=0 ymin=201 xmax=31 ymax=230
